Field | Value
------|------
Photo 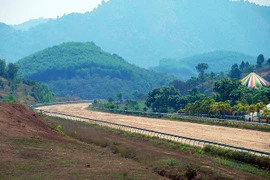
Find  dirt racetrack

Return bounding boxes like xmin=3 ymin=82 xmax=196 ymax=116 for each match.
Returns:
xmin=38 ymin=103 xmax=270 ymax=152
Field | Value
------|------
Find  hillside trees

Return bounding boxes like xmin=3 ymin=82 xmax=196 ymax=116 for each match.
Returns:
xmin=230 ymin=64 xmax=241 ymax=79
xmin=213 ymin=78 xmax=242 ymax=102
xmin=267 ymin=58 xmax=270 ymax=66
xmin=0 ymin=59 xmax=5 ymax=76
xmin=257 ymin=54 xmax=264 ymax=68
xmin=6 ymin=63 xmax=19 ymax=81
xmin=196 ymin=63 xmax=208 ymax=81
xmin=0 ymin=60 xmax=19 ymax=81
xmin=0 ymin=59 xmax=54 ymax=103
xmin=17 ymin=42 xmax=173 ymax=99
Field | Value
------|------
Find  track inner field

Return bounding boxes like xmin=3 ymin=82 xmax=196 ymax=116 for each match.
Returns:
xmin=38 ymin=103 xmax=270 ymax=152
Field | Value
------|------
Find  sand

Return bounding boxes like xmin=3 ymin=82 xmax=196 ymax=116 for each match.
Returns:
xmin=38 ymin=103 xmax=270 ymax=152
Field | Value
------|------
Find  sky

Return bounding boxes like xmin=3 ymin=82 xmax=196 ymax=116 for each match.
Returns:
xmin=0 ymin=0 xmax=269 ymax=25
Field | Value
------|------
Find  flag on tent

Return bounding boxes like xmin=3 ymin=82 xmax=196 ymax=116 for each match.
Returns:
xmin=241 ymin=72 xmax=269 ymax=88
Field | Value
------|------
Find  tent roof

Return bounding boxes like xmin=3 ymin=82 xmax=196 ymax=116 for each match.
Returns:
xmin=241 ymin=72 xmax=269 ymax=88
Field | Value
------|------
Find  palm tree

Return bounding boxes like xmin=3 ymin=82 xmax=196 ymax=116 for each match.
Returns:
xmin=255 ymin=102 xmax=265 ymax=122
xmin=219 ymin=101 xmax=232 ymax=118
xmin=247 ymin=104 xmax=256 ymax=121
xmin=209 ymin=102 xmax=220 ymax=117
xmin=209 ymin=102 xmax=231 ymax=118
xmin=262 ymin=108 xmax=270 ymax=123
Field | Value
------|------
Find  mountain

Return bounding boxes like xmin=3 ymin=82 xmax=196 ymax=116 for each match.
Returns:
xmin=1 ymin=0 xmax=270 ymax=67
xmin=12 ymin=18 xmax=51 ymax=31
xmin=152 ymin=51 xmax=256 ymax=80
xmin=17 ymin=42 xmax=173 ymax=99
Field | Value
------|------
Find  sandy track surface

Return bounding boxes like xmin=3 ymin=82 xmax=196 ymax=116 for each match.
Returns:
xmin=38 ymin=103 xmax=270 ymax=152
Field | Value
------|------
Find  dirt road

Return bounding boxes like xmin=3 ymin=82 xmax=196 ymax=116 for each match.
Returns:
xmin=38 ymin=103 xmax=270 ymax=152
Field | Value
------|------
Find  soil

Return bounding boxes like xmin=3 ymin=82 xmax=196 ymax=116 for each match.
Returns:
xmin=1 ymin=102 xmax=269 ymax=179
xmin=0 ymin=102 xmax=166 ymax=179
xmin=38 ymin=103 xmax=270 ymax=153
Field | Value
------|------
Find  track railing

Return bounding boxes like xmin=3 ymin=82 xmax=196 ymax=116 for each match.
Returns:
xmin=39 ymin=109 xmax=270 ymax=157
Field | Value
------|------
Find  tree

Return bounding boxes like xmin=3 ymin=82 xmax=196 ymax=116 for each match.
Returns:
xmin=255 ymin=102 xmax=265 ymax=122
xmin=267 ymin=58 xmax=270 ymax=66
xmin=145 ymin=86 xmax=181 ymax=113
xmin=116 ymin=92 xmax=123 ymax=103
xmin=256 ymin=54 xmax=264 ymax=68
xmin=229 ymin=88 xmax=243 ymax=106
xmin=230 ymin=64 xmax=241 ymax=79
xmin=232 ymin=103 xmax=247 ymax=116
xmin=239 ymin=61 xmax=245 ymax=71
xmin=6 ymin=63 xmax=19 ymax=81
xmin=196 ymin=63 xmax=208 ymax=81
xmin=262 ymin=107 xmax=270 ymax=123
xmin=200 ymin=98 xmax=215 ymax=114
xmin=170 ymin=80 xmax=188 ymax=95
xmin=0 ymin=59 xmax=5 ymax=76
xmin=213 ymin=78 xmax=241 ymax=102
xmin=247 ymin=104 xmax=256 ymax=121
xmin=209 ymin=101 xmax=231 ymax=118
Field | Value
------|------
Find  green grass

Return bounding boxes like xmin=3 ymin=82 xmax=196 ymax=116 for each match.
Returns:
xmin=11 ymin=137 xmax=45 ymax=148
xmin=214 ymin=157 xmax=270 ymax=178
xmin=203 ymin=145 xmax=270 ymax=171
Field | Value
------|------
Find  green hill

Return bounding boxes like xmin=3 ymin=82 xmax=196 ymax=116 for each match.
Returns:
xmin=1 ymin=0 xmax=269 ymax=67
xmin=17 ymin=42 xmax=174 ymax=99
xmin=152 ymin=51 xmax=256 ymax=80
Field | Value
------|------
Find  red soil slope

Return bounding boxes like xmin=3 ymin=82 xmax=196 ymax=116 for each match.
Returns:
xmin=0 ymin=102 xmax=60 ymax=139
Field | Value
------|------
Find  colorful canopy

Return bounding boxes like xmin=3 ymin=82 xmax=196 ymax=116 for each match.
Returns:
xmin=241 ymin=72 xmax=269 ymax=88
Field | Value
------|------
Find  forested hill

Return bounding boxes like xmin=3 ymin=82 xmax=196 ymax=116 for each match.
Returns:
xmin=152 ymin=51 xmax=256 ymax=79
xmin=1 ymin=0 xmax=270 ymax=68
xmin=17 ymin=42 xmax=173 ymax=99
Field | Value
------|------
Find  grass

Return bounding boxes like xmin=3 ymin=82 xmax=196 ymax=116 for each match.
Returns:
xmin=214 ymin=157 xmax=270 ymax=178
xmin=11 ymin=136 xmax=46 ymax=148
xmin=203 ymin=145 xmax=270 ymax=170
xmin=45 ymin=115 xmax=270 ymax=179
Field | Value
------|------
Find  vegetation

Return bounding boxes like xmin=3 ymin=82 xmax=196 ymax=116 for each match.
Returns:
xmin=45 ymin=116 xmax=270 ymax=178
xmin=153 ymin=51 xmax=256 ymax=79
xmin=1 ymin=0 xmax=269 ymax=69
xmin=17 ymin=42 xmax=173 ymax=99
xmin=90 ymin=53 xmax=270 ymax=125
xmin=0 ymin=59 xmax=54 ymax=104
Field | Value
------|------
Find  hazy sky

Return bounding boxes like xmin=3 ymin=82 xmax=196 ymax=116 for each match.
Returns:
xmin=0 ymin=0 xmax=269 ymax=25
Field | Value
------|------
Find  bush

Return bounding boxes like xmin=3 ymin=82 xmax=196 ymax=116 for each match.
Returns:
xmin=184 ymin=166 xmax=197 ymax=180
xmin=203 ymin=145 xmax=270 ymax=170
xmin=3 ymin=94 xmax=17 ymax=102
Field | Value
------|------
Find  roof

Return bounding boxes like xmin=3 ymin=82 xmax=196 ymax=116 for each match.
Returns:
xmin=241 ymin=72 xmax=269 ymax=88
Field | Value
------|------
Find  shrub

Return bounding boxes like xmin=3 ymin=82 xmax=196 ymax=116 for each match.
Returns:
xmin=3 ymin=94 xmax=17 ymax=102
xmin=184 ymin=166 xmax=197 ymax=180
xmin=203 ymin=145 xmax=270 ymax=170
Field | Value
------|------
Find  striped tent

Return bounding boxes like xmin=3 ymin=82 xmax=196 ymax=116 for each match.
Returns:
xmin=241 ymin=72 xmax=269 ymax=88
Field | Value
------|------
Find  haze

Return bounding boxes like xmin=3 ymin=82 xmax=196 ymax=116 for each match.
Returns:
xmin=0 ymin=0 xmax=269 ymax=25
xmin=0 ymin=0 xmax=109 ymax=25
